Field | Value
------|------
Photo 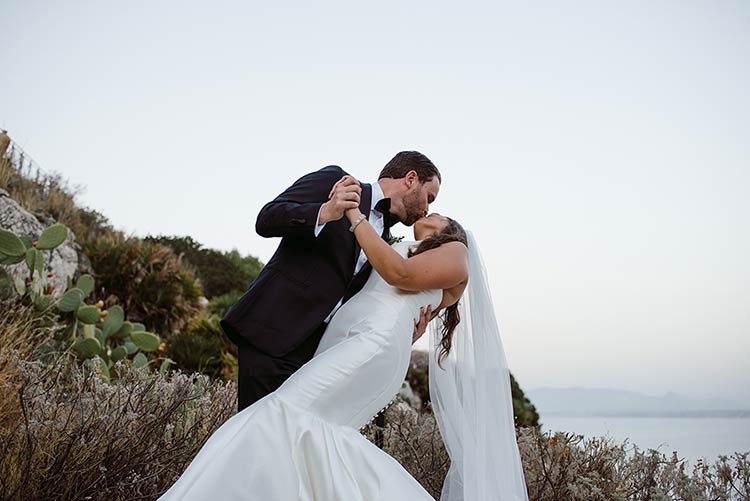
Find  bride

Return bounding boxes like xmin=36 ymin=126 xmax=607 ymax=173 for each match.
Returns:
xmin=159 ymin=192 xmax=529 ymax=500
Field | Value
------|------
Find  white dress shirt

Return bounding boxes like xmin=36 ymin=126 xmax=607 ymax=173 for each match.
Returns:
xmin=315 ymin=181 xmax=386 ymax=323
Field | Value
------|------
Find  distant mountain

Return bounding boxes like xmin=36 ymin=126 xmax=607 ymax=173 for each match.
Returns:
xmin=527 ymin=387 xmax=750 ymax=417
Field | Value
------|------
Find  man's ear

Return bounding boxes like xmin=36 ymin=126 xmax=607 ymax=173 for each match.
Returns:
xmin=405 ymin=170 xmax=418 ymax=187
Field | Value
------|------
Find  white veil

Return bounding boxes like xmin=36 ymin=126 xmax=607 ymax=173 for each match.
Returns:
xmin=428 ymin=231 xmax=529 ymax=501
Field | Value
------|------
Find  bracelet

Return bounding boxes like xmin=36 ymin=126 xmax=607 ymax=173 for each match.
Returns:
xmin=349 ymin=214 xmax=367 ymax=232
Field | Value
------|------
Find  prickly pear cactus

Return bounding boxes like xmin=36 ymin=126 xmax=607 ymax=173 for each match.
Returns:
xmin=0 ymin=224 xmax=66 ymax=307
xmin=1 ymin=224 xmax=174 ymax=381
xmin=54 ymin=275 xmax=171 ymax=381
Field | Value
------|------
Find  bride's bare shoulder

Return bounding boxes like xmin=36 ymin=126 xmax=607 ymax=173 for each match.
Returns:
xmin=413 ymin=240 xmax=468 ymax=262
xmin=395 ymin=241 xmax=469 ymax=291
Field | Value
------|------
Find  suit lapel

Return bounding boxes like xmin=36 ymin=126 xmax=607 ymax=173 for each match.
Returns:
xmin=352 ymin=183 xmax=372 ymax=273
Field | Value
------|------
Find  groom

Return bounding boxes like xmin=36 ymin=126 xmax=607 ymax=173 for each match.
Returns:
xmin=220 ymin=151 xmax=442 ymax=411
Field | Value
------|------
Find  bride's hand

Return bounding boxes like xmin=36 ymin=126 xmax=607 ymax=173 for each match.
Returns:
xmin=412 ymin=305 xmax=433 ymax=344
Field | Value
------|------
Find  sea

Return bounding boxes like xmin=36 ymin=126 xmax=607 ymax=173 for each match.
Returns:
xmin=540 ymin=415 xmax=750 ymax=468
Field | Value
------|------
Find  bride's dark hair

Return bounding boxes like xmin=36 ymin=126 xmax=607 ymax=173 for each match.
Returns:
xmin=407 ymin=218 xmax=468 ymax=367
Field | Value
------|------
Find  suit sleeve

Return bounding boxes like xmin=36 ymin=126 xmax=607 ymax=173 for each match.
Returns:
xmin=255 ymin=165 xmax=345 ymax=239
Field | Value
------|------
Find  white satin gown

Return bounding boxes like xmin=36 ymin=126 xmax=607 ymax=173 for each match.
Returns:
xmin=159 ymin=240 xmax=441 ymax=500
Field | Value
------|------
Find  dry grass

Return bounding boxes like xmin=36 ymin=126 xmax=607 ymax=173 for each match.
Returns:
xmin=380 ymin=402 xmax=451 ymax=497
xmin=0 ymin=144 xmax=84 ymax=228
xmin=1 ymin=346 xmax=748 ymax=500
xmin=0 ymin=297 xmax=61 ymax=436
xmin=0 ymin=297 xmax=59 ymax=365
xmin=0 ymin=352 xmax=236 ymax=500
xmin=365 ymin=401 xmax=750 ymax=501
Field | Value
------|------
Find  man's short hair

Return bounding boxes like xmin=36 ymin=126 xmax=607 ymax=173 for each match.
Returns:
xmin=378 ymin=151 xmax=441 ymax=184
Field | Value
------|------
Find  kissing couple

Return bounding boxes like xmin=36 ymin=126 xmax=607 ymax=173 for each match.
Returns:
xmin=159 ymin=151 xmax=529 ymax=500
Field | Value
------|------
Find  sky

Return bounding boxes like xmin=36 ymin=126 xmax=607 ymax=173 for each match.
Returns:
xmin=1 ymin=1 xmax=748 ymax=406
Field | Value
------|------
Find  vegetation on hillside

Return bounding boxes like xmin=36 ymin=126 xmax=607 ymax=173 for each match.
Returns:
xmin=1 ymin=350 xmax=746 ymax=500
xmin=1 ymin=135 xmax=258 ymax=381
xmin=3 ymin=131 xmax=747 ymax=500
xmin=144 ymin=235 xmax=262 ymax=299
xmin=0 ymin=140 xmax=204 ymax=337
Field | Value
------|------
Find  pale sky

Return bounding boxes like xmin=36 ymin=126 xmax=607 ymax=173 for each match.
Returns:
xmin=2 ymin=1 xmax=748 ymax=406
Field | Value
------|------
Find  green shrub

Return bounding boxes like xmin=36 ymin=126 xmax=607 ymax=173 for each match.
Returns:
xmin=511 ymin=372 xmax=540 ymax=427
xmin=83 ymin=232 xmax=203 ymax=336
xmin=207 ymin=289 xmax=243 ymax=319
xmin=67 ymin=206 xmax=116 ymax=247
xmin=407 ymin=350 xmax=539 ymax=428
xmin=166 ymin=313 xmax=237 ymax=381
xmin=405 ymin=366 xmax=430 ymax=405
xmin=146 ymin=235 xmax=263 ymax=298
xmin=223 ymin=247 xmax=263 ymax=285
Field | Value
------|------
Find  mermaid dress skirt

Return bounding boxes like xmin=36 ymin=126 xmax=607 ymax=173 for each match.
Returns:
xmin=159 ymin=241 xmax=441 ymax=500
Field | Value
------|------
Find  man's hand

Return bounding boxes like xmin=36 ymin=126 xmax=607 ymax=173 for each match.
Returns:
xmin=327 ymin=175 xmax=360 ymax=200
xmin=319 ymin=175 xmax=362 ymax=224
xmin=412 ymin=305 xmax=433 ymax=344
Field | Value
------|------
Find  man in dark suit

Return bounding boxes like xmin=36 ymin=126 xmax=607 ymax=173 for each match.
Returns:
xmin=220 ymin=151 xmax=442 ymax=411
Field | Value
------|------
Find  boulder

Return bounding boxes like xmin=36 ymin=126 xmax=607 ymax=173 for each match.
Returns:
xmin=410 ymin=349 xmax=429 ymax=371
xmin=0 ymin=188 xmax=92 ymax=297
xmin=399 ymin=380 xmax=423 ymax=410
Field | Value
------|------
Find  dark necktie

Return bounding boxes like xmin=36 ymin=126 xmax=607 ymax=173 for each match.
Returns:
xmin=374 ymin=197 xmax=399 ymax=233
xmin=343 ymin=198 xmax=394 ymax=303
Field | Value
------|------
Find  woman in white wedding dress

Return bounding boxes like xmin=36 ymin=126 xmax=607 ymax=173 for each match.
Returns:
xmin=160 ymin=199 xmax=529 ymax=500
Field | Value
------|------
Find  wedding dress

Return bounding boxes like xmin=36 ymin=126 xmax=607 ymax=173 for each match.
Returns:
xmin=159 ymin=240 xmax=440 ymax=500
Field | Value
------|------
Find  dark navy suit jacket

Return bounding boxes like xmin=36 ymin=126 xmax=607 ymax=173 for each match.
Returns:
xmin=220 ymin=165 xmax=392 ymax=357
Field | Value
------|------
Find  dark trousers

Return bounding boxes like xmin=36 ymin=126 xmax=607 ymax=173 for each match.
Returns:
xmin=237 ymin=322 xmax=328 ymax=412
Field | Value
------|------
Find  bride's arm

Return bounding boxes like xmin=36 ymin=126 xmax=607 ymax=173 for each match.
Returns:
xmin=345 ymin=207 xmax=468 ymax=292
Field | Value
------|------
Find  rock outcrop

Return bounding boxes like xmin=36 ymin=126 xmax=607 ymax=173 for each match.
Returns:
xmin=0 ymin=188 xmax=92 ymax=297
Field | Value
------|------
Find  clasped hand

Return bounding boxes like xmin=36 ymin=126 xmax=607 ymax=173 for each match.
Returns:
xmin=319 ymin=175 xmax=362 ymax=224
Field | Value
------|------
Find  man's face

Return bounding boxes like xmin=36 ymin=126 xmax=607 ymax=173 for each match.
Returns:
xmin=398 ymin=176 xmax=440 ymax=226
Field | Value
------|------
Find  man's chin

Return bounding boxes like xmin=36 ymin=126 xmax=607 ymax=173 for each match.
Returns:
xmin=390 ymin=214 xmax=406 ymax=225
xmin=403 ymin=216 xmax=422 ymax=227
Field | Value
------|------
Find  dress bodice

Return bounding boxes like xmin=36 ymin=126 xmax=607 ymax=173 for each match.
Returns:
xmin=276 ymin=240 xmax=442 ymax=429
xmin=314 ymin=240 xmax=442 ymax=356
